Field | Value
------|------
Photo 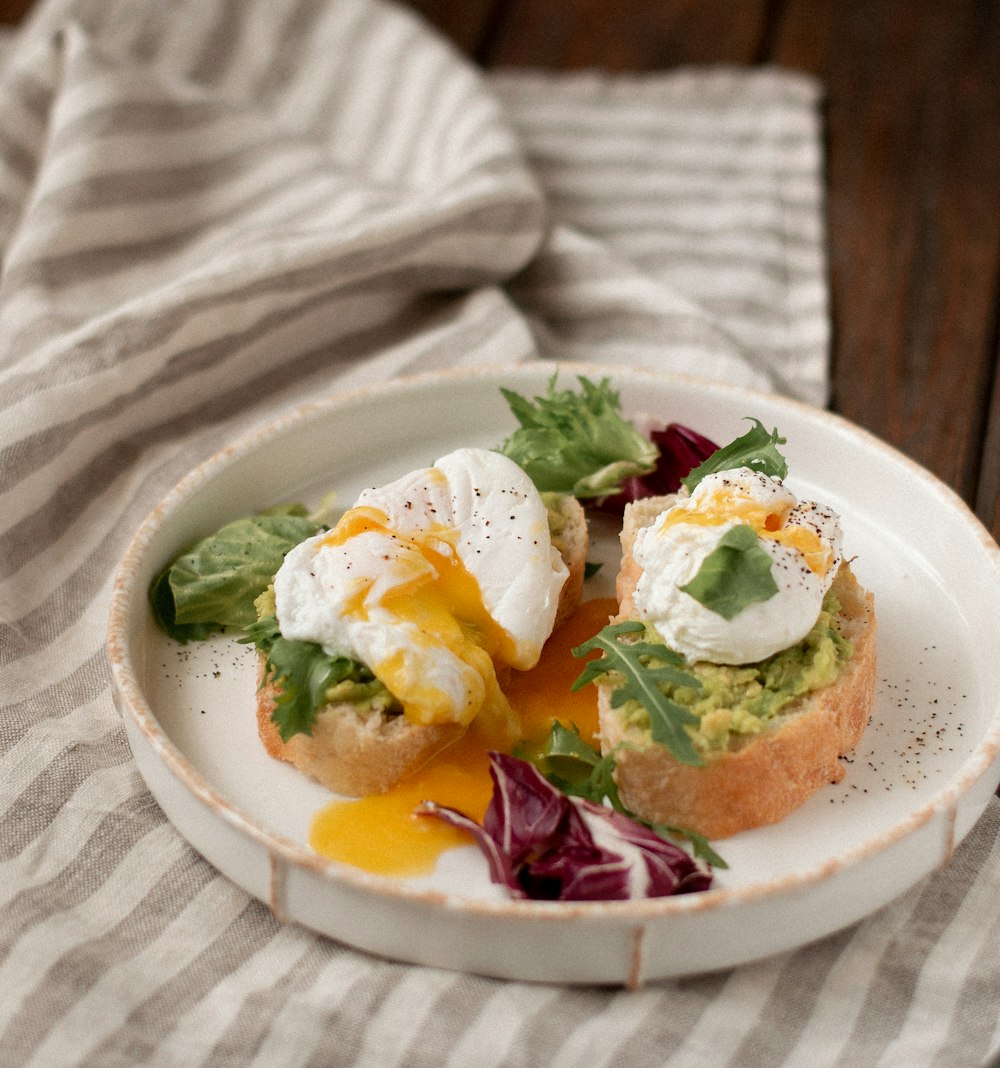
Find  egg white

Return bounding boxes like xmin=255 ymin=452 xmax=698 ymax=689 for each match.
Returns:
xmin=273 ymin=448 xmax=569 ymax=728
xmin=633 ymin=467 xmax=843 ymax=664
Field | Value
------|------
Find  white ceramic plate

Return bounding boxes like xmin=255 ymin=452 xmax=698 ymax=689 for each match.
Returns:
xmin=107 ymin=363 xmax=1000 ymax=986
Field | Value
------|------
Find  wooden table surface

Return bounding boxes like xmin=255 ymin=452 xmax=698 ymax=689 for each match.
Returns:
xmin=3 ymin=0 xmax=998 ymax=543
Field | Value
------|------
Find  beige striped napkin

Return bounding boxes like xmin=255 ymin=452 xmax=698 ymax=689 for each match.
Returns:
xmin=2 ymin=1 xmax=998 ymax=1065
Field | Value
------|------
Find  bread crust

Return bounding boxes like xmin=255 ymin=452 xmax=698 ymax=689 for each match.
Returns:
xmin=599 ymin=495 xmax=877 ymax=839
xmin=256 ymin=668 xmax=463 ymax=796
xmin=257 ymin=495 xmax=589 ymax=795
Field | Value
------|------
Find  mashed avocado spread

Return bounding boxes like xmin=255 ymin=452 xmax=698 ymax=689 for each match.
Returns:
xmin=623 ymin=594 xmax=853 ymax=753
xmin=542 ymin=492 xmax=573 ymax=548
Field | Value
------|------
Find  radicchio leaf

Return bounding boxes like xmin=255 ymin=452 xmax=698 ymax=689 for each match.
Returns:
xmin=419 ymin=753 xmax=712 ymax=901
xmin=596 ymin=423 xmax=719 ymax=513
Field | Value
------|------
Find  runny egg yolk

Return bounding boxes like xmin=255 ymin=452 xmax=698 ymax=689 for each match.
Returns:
xmin=307 ymin=597 xmax=616 ymax=876
xmin=659 ymin=487 xmax=833 ymax=577
xmin=321 ymin=505 xmax=517 ymax=734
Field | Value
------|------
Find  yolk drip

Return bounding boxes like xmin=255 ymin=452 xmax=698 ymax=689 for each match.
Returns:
xmin=308 ymin=729 xmax=494 ymax=876
xmin=321 ymin=505 xmax=391 ymax=547
xmin=503 ymin=597 xmax=611 ymax=745
xmin=322 ymin=504 xmax=518 ymax=731
xmin=373 ymin=541 xmax=514 ymax=732
xmin=660 ymin=492 xmax=832 ymax=576
xmin=307 ymin=597 xmax=617 ymax=876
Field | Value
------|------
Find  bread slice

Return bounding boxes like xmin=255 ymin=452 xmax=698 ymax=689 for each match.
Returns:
xmin=256 ymin=679 xmax=464 ymax=797
xmin=544 ymin=491 xmax=589 ymax=629
xmin=599 ymin=495 xmax=877 ymax=840
xmin=256 ymin=494 xmax=589 ymax=795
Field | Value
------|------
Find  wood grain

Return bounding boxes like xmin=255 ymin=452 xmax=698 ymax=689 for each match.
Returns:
xmin=484 ymin=0 xmax=769 ymax=68
xmin=773 ymin=1 xmax=1000 ymax=519
xmin=0 ymin=0 xmax=31 ymax=23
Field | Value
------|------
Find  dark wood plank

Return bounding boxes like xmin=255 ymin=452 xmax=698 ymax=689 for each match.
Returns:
xmin=400 ymin=0 xmax=504 ymax=62
xmin=0 ymin=0 xmax=32 ymax=24
xmin=978 ymin=356 xmax=1000 ymax=540
xmin=767 ymin=1 xmax=1000 ymax=539
xmin=483 ymin=0 xmax=770 ymax=68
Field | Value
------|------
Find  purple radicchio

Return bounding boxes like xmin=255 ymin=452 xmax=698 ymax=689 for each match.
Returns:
xmin=419 ymin=752 xmax=712 ymax=902
xmin=596 ymin=423 xmax=719 ymax=514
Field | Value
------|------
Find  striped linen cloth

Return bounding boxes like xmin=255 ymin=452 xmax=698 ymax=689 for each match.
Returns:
xmin=1 ymin=0 xmax=997 ymax=1065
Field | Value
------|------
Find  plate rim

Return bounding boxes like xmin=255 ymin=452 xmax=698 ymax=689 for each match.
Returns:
xmin=107 ymin=360 xmax=1000 ymax=925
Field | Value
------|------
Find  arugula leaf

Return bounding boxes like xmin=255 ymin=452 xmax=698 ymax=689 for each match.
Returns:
xmin=520 ymin=721 xmax=627 ymax=809
xmin=681 ymin=418 xmax=788 ymax=493
xmin=498 ymin=375 xmax=658 ymax=498
xmin=572 ymin=621 xmax=704 ymax=766
xmin=242 ymin=615 xmax=385 ymax=741
xmin=149 ymin=507 xmax=321 ymax=641
xmin=679 ymin=523 xmax=779 ymax=619
xmin=648 ymin=822 xmax=729 ymax=870
xmin=523 ymin=722 xmax=727 ymax=868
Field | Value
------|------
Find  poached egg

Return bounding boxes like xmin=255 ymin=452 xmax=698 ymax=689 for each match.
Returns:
xmin=273 ymin=447 xmax=569 ymax=734
xmin=632 ymin=467 xmax=843 ymax=664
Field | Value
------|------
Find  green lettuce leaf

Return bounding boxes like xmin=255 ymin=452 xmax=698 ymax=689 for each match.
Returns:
xmin=519 ymin=720 xmax=627 ymax=809
xmin=678 ymin=523 xmax=779 ymax=619
xmin=681 ymin=418 xmax=788 ymax=493
xmin=572 ymin=621 xmax=704 ymax=766
xmin=149 ymin=505 xmax=321 ymax=641
xmin=498 ymin=375 xmax=658 ymax=498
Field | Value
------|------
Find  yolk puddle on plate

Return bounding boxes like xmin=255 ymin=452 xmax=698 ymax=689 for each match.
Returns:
xmin=308 ymin=597 xmax=616 ymax=876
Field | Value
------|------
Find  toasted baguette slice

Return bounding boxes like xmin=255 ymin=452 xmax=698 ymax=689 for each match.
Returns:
xmin=599 ymin=495 xmax=877 ymax=840
xmin=257 ymin=494 xmax=589 ymax=796
xmin=545 ymin=491 xmax=589 ymax=629
xmin=256 ymin=677 xmax=464 ymax=797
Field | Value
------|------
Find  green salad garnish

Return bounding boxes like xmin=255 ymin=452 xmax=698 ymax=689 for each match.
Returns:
xmin=681 ymin=417 xmax=787 ymax=493
xmin=571 ymin=620 xmax=705 ymax=766
xmin=148 ymin=505 xmax=322 ymax=642
xmin=241 ymin=615 xmax=393 ymax=741
xmin=498 ymin=374 xmax=658 ymax=498
xmin=679 ymin=522 xmax=780 ymax=619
